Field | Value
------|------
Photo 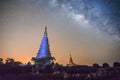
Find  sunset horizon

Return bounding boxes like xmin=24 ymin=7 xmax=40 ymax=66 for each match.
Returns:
xmin=0 ymin=0 xmax=120 ymax=66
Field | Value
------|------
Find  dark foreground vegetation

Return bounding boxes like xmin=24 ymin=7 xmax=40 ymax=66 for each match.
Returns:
xmin=0 ymin=58 xmax=120 ymax=80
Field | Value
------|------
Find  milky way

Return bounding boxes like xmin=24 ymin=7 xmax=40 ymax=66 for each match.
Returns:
xmin=50 ymin=0 xmax=120 ymax=37
xmin=0 ymin=0 xmax=120 ymax=37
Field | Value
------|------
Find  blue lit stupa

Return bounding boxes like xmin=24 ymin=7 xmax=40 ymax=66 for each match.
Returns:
xmin=32 ymin=27 xmax=55 ymax=64
xmin=36 ymin=27 xmax=51 ymax=58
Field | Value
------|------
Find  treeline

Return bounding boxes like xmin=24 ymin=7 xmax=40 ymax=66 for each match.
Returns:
xmin=0 ymin=58 xmax=120 ymax=80
xmin=0 ymin=57 xmax=120 ymax=67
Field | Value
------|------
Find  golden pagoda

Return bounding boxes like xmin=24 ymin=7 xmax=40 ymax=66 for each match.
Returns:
xmin=67 ymin=52 xmax=76 ymax=67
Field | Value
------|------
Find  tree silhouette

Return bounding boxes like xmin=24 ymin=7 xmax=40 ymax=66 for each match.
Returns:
xmin=5 ymin=58 xmax=23 ymax=67
xmin=113 ymin=62 xmax=120 ymax=67
xmin=93 ymin=63 xmax=100 ymax=68
xmin=5 ymin=58 xmax=15 ymax=64
xmin=102 ymin=63 xmax=109 ymax=68
xmin=14 ymin=61 xmax=23 ymax=66
xmin=27 ymin=61 xmax=32 ymax=66
xmin=0 ymin=58 xmax=3 ymax=64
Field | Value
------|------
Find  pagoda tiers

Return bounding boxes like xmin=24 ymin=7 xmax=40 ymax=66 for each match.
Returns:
xmin=32 ymin=27 xmax=55 ymax=65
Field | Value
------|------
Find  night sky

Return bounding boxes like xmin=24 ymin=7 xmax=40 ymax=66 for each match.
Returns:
xmin=0 ymin=0 xmax=120 ymax=66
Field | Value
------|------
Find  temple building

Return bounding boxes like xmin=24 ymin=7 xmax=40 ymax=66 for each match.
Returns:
xmin=67 ymin=52 xmax=77 ymax=67
xmin=36 ymin=27 xmax=51 ymax=58
xmin=32 ymin=27 xmax=55 ymax=65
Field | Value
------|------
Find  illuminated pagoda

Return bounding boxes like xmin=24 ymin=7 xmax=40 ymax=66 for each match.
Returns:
xmin=32 ymin=27 xmax=55 ymax=65
xmin=67 ymin=52 xmax=76 ymax=67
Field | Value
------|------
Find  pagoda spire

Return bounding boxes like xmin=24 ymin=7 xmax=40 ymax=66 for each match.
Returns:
xmin=44 ymin=26 xmax=48 ymax=36
xmin=67 ymin=51 xmax=76 ymax=67
xmin=69 ymin=51 xmax=74 ymax=64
